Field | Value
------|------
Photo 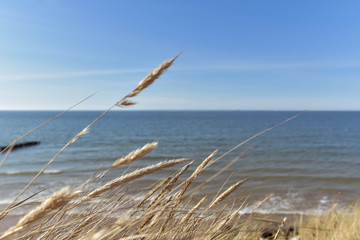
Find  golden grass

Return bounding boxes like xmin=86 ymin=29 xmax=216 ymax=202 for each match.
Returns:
xmin=112 ymin=142 xmax=159 ymax=168
xmin=0 ymin=187 xmax=78 ymax=239
xmin=84 ymin=158 xmax=190 ymax=200
xmin=297 ymin=203 xmax=360 ymax=240
xmin=208 ymin=179 xmax=248 ymax=209
xmin=0 ymin=55 xmax=358 ymax=240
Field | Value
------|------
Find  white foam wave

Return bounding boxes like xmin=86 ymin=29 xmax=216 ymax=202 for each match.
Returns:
xmin=1 ymin=169 xmax=63 ymax=175
xmin=238 ymin=193 xmax=334 ymax=215
xmin=0 ymin=198 xmax=13 ymax=205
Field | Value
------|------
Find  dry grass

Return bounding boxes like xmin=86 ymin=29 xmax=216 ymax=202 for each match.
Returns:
xmin=112 ymin=142 xmax=159 ymax=168
xmin=0 ymin=187 xmax=78 ymax=240
xmin=0 ymin=55 xmax=358 ymax=240
xmin=208 ymin=179 xmax=248 ymax=209
xmin=297 ymin=203 xmax=360 ymax=240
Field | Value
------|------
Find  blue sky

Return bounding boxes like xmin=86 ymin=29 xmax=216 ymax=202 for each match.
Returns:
xmin=1 ymin=0 xmax=360 ymax=110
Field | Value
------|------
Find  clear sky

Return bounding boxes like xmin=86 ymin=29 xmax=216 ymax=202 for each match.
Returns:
xmin=1 ymin=0 xmax=360 ymax=110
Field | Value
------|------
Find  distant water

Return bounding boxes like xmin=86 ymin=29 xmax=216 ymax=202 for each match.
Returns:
xmin=0 ymin=111 xmax=359 ymax=215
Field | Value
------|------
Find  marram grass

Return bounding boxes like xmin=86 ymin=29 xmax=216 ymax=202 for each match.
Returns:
xmin=0 ymin=55 xmax=359 ymax=240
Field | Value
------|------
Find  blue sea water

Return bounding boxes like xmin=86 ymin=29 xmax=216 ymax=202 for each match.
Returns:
xmin=0 ymin=110 xmax=359 ymax=215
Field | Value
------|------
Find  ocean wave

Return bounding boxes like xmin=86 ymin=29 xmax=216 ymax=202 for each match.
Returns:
xmin=0 ymin=170 xmax=63 ymax=176
xmin=0 ymin=198 xmax=14 ymax=205
xmin=251 ymin=175 xmax=360 ymax=183
xmin=238 ymin=194 xmax=335 ymax=215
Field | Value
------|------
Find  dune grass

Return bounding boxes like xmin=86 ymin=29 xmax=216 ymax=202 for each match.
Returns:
xmin=0 ymin=55 xmax=359 ymax=239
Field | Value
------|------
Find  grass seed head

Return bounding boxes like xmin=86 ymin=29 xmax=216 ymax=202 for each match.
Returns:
xmin=112 ymin=142 xmax=159 ymax=168
xmin=128 ymin=54 xmax=180 ymax=98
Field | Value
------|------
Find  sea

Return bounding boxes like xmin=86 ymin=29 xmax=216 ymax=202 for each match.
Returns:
xmin=0 ymin=110 xmax=359 ymax=216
